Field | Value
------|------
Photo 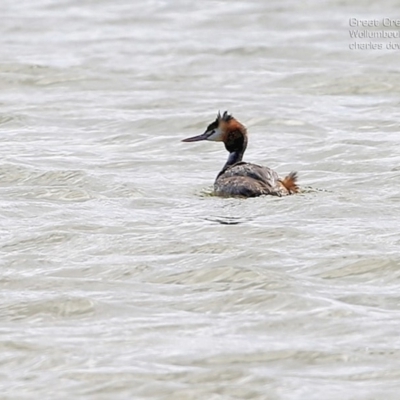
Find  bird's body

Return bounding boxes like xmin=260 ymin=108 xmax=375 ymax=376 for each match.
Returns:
xmin=182 ymin=111 xmax=299 ymax=198
xmin=215 ymin=162 xmax=297 ymax=197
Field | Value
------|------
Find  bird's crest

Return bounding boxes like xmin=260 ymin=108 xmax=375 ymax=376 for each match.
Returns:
xmin=218 ymin=110 xmax=233 ymax=122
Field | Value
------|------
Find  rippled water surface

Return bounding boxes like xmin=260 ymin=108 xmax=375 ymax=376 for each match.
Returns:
xmin=1 ymin=0 xmax=400 ymax=399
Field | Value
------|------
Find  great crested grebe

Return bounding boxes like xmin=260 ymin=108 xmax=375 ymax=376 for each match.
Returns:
xmin=182 ymin=111 xmax=299 ymax=198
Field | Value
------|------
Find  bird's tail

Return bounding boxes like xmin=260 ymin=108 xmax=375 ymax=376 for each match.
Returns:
xmin=280 ymin=171 xmax=299 ymax=194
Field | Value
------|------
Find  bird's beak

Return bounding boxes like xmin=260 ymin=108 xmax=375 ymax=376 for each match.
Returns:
xmin=181 ymin=132 xmax=208 ymax=142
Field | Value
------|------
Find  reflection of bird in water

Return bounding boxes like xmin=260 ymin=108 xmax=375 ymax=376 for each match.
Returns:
xmin=182 ymin=111 xmax=299 ymax=198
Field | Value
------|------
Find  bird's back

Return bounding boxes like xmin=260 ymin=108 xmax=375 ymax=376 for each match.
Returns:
xmin=214 ymin=162 xmax=295 ymax=197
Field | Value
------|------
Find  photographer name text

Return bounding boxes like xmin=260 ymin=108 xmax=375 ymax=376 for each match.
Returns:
xmin=349 ymin=18 xmax=400 ymax=50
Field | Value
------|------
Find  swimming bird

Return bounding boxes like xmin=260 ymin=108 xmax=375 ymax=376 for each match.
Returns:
xmin=182 ymin=111 xmax=299 ymax=197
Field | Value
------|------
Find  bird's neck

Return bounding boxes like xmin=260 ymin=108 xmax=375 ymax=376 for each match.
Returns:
xmin=222 ymin=128 xmax=247 ymax=169
xmin=223 ymin=150 xmax=244 ymax=170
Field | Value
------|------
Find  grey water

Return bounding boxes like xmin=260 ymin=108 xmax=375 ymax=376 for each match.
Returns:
xmin=1 ymin=0 xmax=400 ymax=399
